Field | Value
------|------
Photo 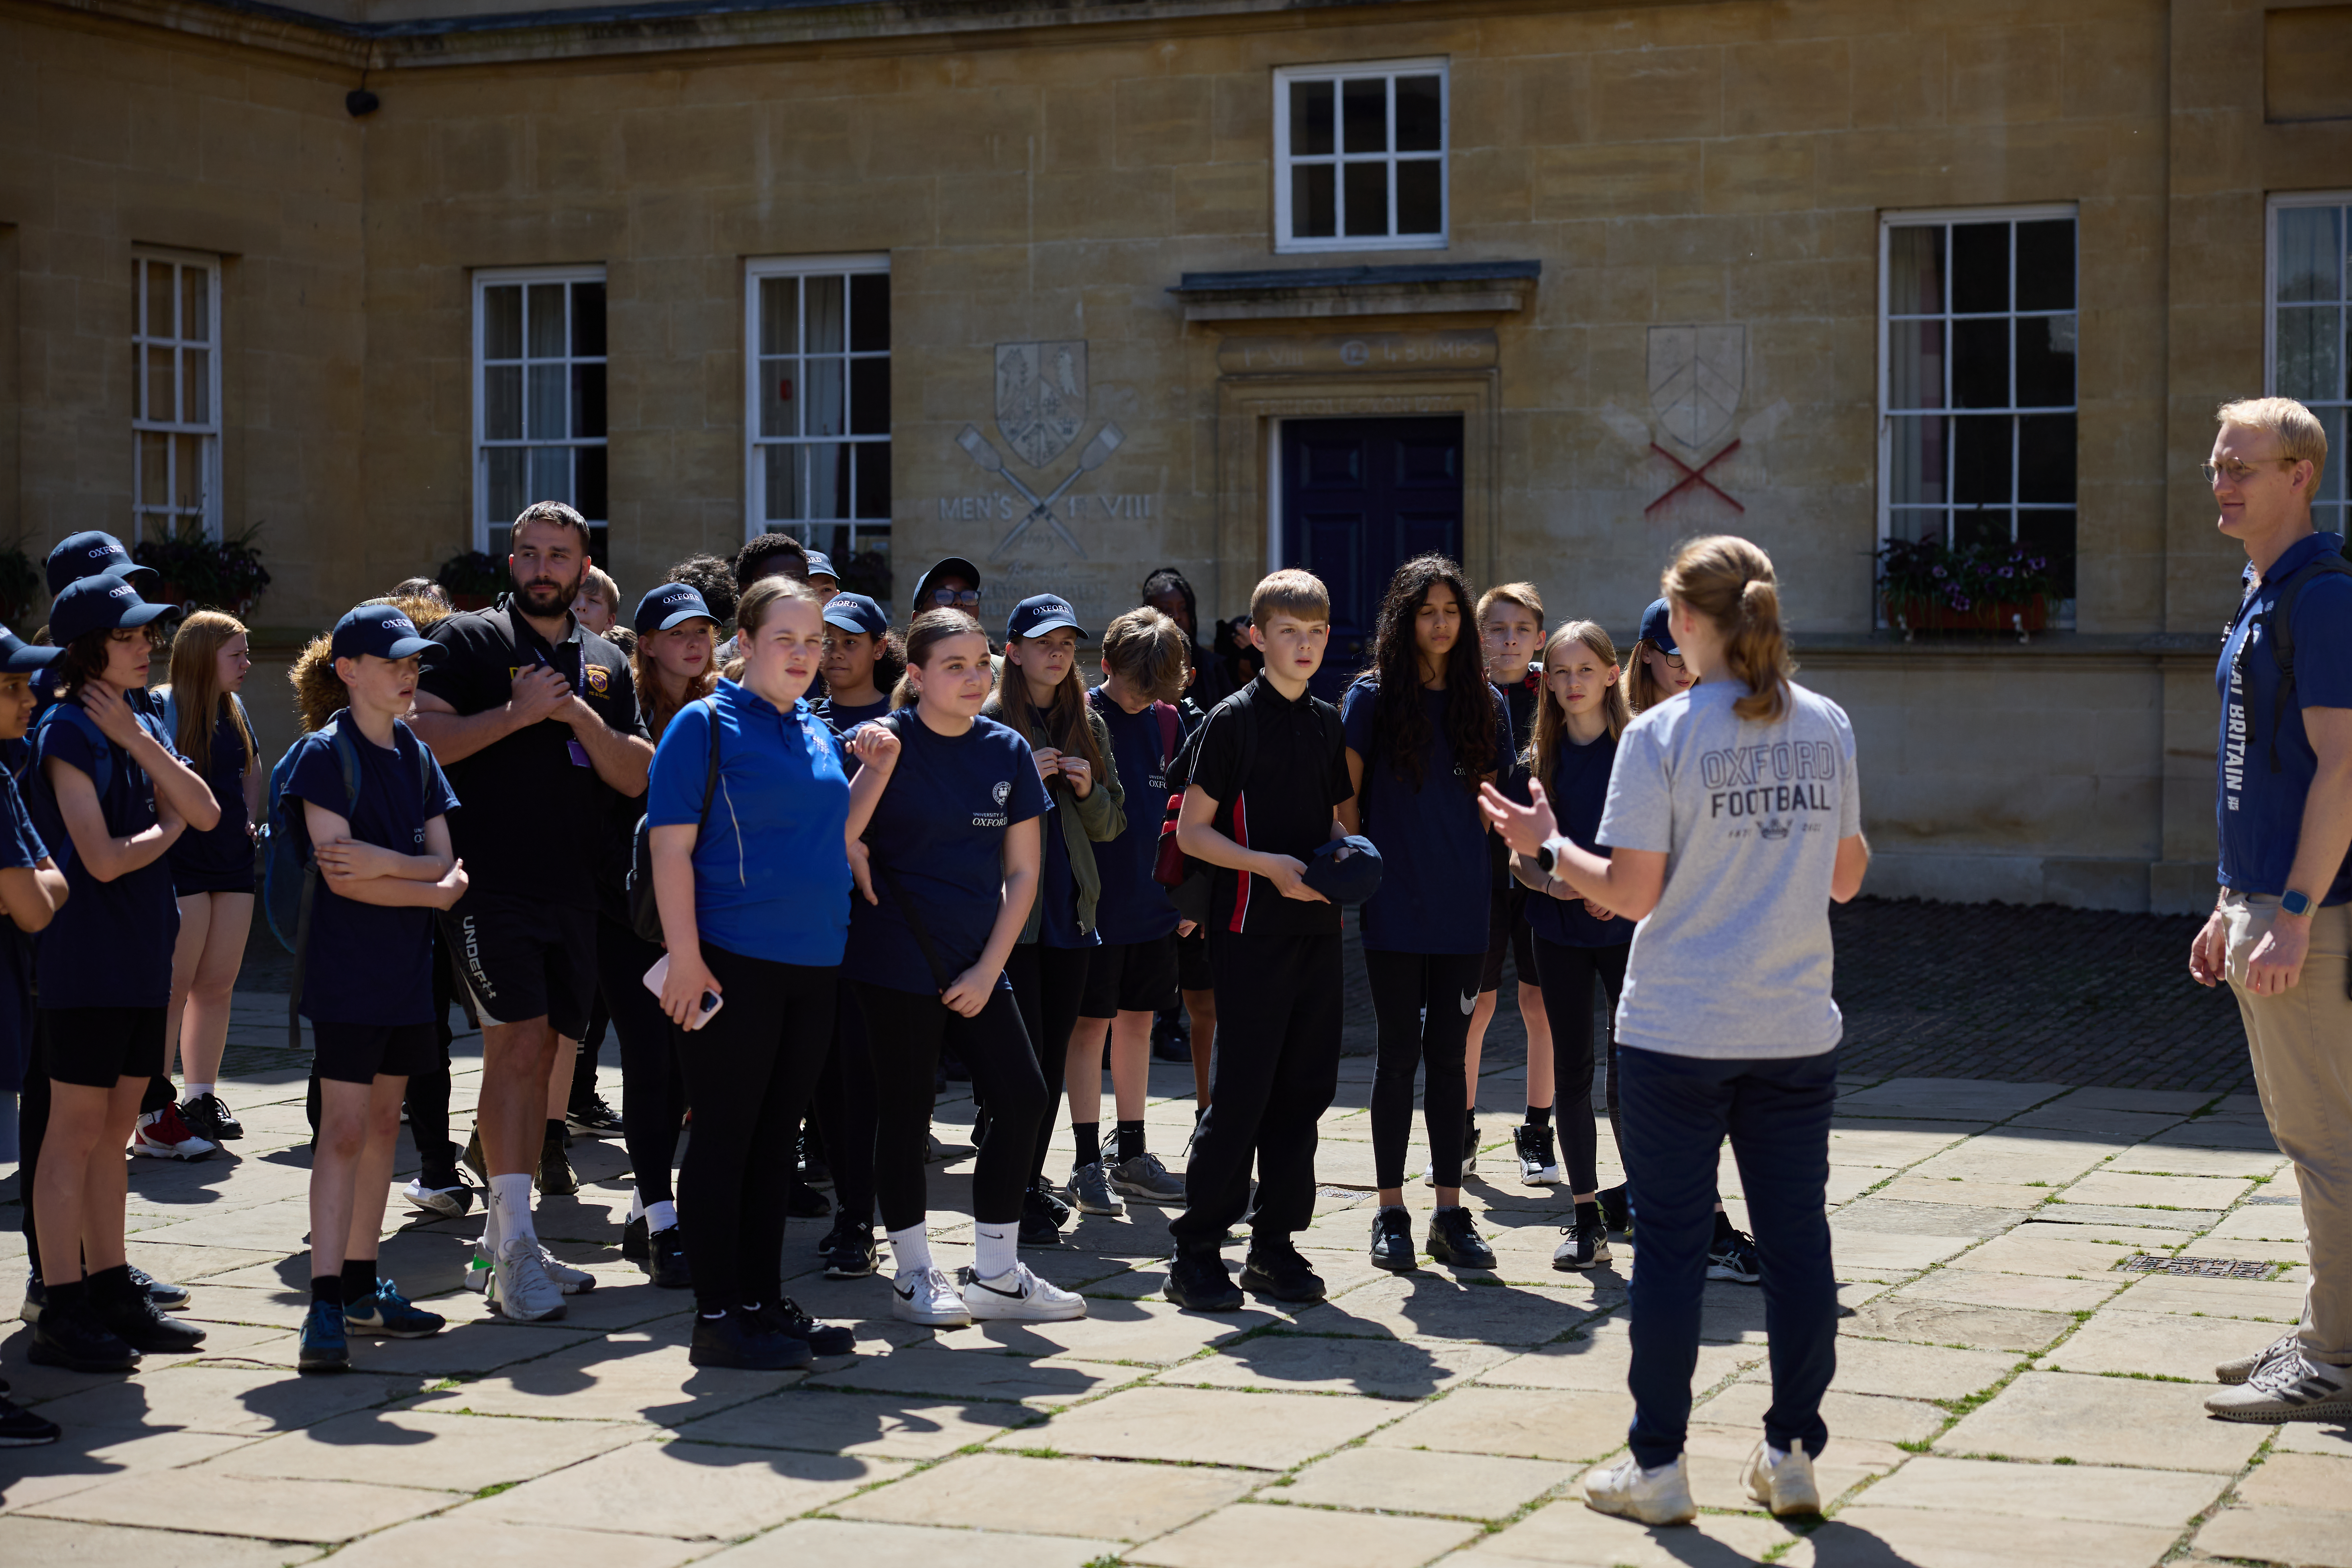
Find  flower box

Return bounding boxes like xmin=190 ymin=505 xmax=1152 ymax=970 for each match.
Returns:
xmin=1883 ymin=597 xmax=2050 ymax=634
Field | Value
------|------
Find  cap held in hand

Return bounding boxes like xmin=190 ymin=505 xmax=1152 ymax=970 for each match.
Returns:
xmin=1302 ymin=834 xmax=1383 ymax=905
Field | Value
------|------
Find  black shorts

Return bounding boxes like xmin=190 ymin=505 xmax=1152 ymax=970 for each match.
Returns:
xmin=1080 ymin=934 xmax=1180 ymax=1019
xmin=1176 ymin=926 xmax=1212 ymax=993
xmin=41 ymin=1007 xmax=165 ymax=1089
xmin=312 ymin=1020 xmax=440 ymax=1085
xmin=1478 ymin=884 xmax=1536 ymax=995
xmin=441 ymin=889 xmax=596 ymax=1040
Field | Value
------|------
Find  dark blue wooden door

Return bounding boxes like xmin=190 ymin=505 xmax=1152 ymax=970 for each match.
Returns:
xmin=1280 ymin=416 xmax=1464 ymax=701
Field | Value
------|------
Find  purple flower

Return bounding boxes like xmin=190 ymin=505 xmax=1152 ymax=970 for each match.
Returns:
xmin=1932 ymin=566 xmax=1947 ymax=579
xmin=1999 ymin=566 xmax=2014 ymax=578
xmin=2030 ymin=557 xmax=2047 ymax=570
xmin=1975 ymin=564 xmax=1992 ymax=577
xmin=1951 ymin=595 xmax=1973 ymax=611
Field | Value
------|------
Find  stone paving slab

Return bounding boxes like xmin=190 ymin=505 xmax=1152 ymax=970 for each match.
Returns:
xmin=1934 ymin=1370 xmax=2270 ymax=1471
xmin=1128 ymin=1500 xmax=1480 ymax=1568
xmin=829 ymin=1451 xmax=1250 ymax=1539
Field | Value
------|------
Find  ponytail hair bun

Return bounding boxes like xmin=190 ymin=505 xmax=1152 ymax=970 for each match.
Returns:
xmin=1660 ymin=535 xmax=1794 ymax=724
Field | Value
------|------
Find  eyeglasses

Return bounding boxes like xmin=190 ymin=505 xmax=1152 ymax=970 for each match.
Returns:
xmin=1657 ymin=649 xmax=1686 ymax=669
xmin=926 ymin=587 xmax=981 ymax=607
xmin=2202 ymin=457 xmax=2297 ymax=485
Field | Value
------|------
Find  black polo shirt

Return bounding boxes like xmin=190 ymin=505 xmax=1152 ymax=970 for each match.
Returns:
xmin=420 ymin=601 xmax=645 ymax=905
xmin=1189 ymin=673 xmax=1352 ymax=936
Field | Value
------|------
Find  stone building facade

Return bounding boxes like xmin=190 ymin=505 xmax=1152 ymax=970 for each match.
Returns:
xmin=4 ymin=0 xmax=2350 ymax=910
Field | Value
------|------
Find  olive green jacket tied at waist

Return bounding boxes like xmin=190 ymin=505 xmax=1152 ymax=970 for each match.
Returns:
xmin=981 ymin=695 xmax=1126 ymax=943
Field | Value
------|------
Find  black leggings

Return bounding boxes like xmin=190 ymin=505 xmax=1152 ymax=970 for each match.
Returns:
xmin=855 ymin=981 xmax=1044 ymax=1234
xmin=1007 ymin=942 xmax=1092 ymax=1185
xmin=673 ymin=944 xmax=836 ymax=1310
xmin=1366 ymin=949 xmax=1484 ymax=1190
xmin=595 ymin=916 xmax=687 ymax=1207
xmin=1531 ymin=936 xmax=1631 ymax=1194
xmin=809 ymin=978 xmax=878 ymax=1226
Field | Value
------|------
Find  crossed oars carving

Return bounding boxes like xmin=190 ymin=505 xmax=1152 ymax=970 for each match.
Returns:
xmin=958 ymin=422 xmax=1128 ymax=561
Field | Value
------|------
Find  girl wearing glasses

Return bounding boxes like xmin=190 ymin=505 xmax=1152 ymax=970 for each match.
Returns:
xmin=1628 ymin=598 xmax=1696 ymax=714
xmin=909 ymin=557 xmax=984 ymax=616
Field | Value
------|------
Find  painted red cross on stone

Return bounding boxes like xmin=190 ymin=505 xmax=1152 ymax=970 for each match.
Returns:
xmin=1645 ymin=439 xmax=1744 ymax=515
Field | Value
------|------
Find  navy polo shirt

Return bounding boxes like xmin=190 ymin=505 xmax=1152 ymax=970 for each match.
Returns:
xmin=34 ymin=705 xmax=183 ymax=1010
xmin=166 ymin=703 xmax=256 ymax=893
xmin=648 ymin=681 xmax=852 ymax=968
xmin=846 ymin=713 xmax=1051 ymax=993
xmin=1089 ymin=687 xmax=1180 ymax=945
xmin=0 ymin=770 xmax=48 ymax=1093
xmin=288 ymin=720 xmax=460 ymax=1025
xmin=2217 ymin=530 xmax=2352 ymax=903
xmin=1524 ymin=728 xmax=1631 ymax=949
xmin=1341 ymin=679 xmax=1511 ymax=955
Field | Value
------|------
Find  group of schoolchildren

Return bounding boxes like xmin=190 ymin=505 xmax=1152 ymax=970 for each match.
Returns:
xmin=0 ymin=512 xmax=1877 ymax=1533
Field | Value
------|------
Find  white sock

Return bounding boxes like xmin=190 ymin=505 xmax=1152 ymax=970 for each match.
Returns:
xmin=185 ymin=1082 xmax=214 ymax=1101
xmin=628 ymin=1189 xmax=645 ymax=1223
xmin=974 ymin=1220 xmax=1018 ymax=1280
xmin=1765 ymin=1442 xmax=1790 ymax=1466
xmin=491 ymin=1174 xmax=537 ymax=1250
xmin=647 ymin=1199 xmax=678 ymax=1233
xmin=888 ymin=1224 xmax=933 ymax=1275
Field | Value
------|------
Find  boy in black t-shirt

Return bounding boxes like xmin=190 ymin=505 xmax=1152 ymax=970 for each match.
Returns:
xmin=1164 ymin=571 xmax=1357 ymax=1311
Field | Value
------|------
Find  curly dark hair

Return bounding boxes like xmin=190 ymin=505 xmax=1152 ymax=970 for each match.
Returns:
xmin=663 ymin=554 xmax=739 ymax=626
xmin=1354 ymin=553 xmax=1498 ymax=793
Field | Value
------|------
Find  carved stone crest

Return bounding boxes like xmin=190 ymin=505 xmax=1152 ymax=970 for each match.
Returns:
xmin=1647 ymin=325 xmax=1745 ymax=451
xmin=996 ymin=341 xmax=1087 ymax=467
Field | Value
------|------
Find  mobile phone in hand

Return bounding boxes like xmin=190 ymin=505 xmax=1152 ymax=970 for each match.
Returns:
xmin=642 ymin=954 xmax=724 ymax=1029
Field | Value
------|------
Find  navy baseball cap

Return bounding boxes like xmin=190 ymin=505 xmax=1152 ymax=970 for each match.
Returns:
xmin=45 ymin=531 xmax=158 ymax=596
xmin=823 ymin=592 xmax=888 ymax=638
xmin=0 ymin=623 xmax=62 ymax=675
xmin=330 ymin=605 xmax=441 ymax=665
xmin=804 ymin=551 xmax=839 ymax=583
xmin=1302 ymin=834 xmax=1383 ymax=905
xmin=911 ymin=557 xmax=982 ymax=612
xmin=634 ymin=582 xmax=715 ymax=636
xmin=49 ymin=576 xmax=179 ymax=645
xmin=1007 ymin=593 xmax=1087 ymax=644
xmin=1639 ymin=597 xmax=1679 ymax=655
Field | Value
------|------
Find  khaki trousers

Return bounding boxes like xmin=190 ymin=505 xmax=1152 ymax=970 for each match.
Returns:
xmin=2224 ymin=891 xmax=2352 ymax=1364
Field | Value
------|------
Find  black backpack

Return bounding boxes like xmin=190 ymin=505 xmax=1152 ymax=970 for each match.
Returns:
xmin=626 ymin=696 xmax=720 ymax=945
xmin=2232 ymin=550 xmax=2352 ymax=773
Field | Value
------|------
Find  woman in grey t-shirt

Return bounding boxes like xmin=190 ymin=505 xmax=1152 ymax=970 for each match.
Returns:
xmin=1482 ymin=534 xmax=1870 ymax=1529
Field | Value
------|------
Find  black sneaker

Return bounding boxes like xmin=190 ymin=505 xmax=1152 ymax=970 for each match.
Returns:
xmin=1596 ymin=1185 xmax=1633 ymax=1236
xmin=95 ymin=1275 xmax=207 ymax=1354
xmin=687 ymin=1310 xmax=811 ymax=1372
xmin=797 ymin=1130 xmax=833 ymax=1191
xmin=536 ymin=1131 xmax=578 ymax=1197
xmin=1239 ymin=1240 xmax=1326 ymax=1303
xmin=126 ymin=1265 xmax=190 ymax=1311
xmin=1427 ymin=1206 xmax=1497 ymax=1270
xmin=30 ymin=1300 xmax=140 ymax=1373
xmin=1513 ymin=1125 xmax=1560 ymax=1185
xmin=1708 ymin=1227 xmax=1762 ymax=1285
xmin=1553 ymin=1217 xmax=1612 ymax=1271
xmin=1369 ymin=1205 xmax=1417 ymax=1272
xmin=0 ymin=1395 xmax=59 ymax=1447
xmin=786 ymin=1181 xmax=832 ymax=1220
xmin=647 ymin=1226 xmax=691 ymax=1290
xmin=750 ymin=1297 xmax=855 ymax=1356
xmin=1019 ymin=1195 xmax=1064 ymax=1248
xmin=18 ymin=1272 xmax=42 ymax=1325
xmin=819 ymin=1216 xmax=878 ymax=1279
xmin=566 ymin=1094 xmax=624 ymax=1136
xmin=179 ymin=1092 xmax=244 ymax=1142
xmin=1163 ymin=1249 xmax=1244 ymax=1312
xmin=1027 ymin=1179 xmax=1072 ymax=1227
xmin=622 ymin=1213 xmax=651 ymax=1260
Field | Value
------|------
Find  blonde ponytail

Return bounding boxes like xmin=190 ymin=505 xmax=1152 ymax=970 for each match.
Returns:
xmin=1660 ymin=535 xmax=1794 ymax=724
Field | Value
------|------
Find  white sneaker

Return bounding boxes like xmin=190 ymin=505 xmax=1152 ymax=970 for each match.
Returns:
xmin=487 ymin=1235 xmax=568 ymax=1323
xmin=2205 ymin=1350 xmax=2352 ymax=1423
xmin=1582 ymin=1454 xmax=1696 ymax=1525
xmin=460 ymin=1237 xmax=593 ymax=1296
xmin=891 ymin=1266 xmax=971 ymax=1326
xmin=130 ymin=1105 xmax=217 ymax=1161
xmin=961 ymin=1262 xmax=1088 ymax=1322
xmin=1743 ymin=1439 xmax=1822 ymax=1516
xmin=402 ymin=1177 xmax=473 ymax=1219
xmin=2217 ymin=1332 xmax=2300 ymax=1385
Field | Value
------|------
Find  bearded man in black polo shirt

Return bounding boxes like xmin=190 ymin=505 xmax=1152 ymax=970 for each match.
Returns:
xmin=410 ymin=503 xmax=653 ymax=1322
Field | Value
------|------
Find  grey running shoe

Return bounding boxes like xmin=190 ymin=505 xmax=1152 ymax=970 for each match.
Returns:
xmin=1110 ymin=1152 xmax=1186 ymax=1204
xmin=1067 ymin=1161 xmax=1125 ymax=1217
xmin=2217 ymin=1333 xmax=2300 ymax=1386
xmin=1553 ymin=1217 xmax=1612 ymax=1271
xmin=487 ymin=1236 xmax=568 ymax=1323
xmin=2205 ymin=1352 xmax=2352 ymax=1423
xmin=1707 ymin=1227 xmax=1762 ymax=1284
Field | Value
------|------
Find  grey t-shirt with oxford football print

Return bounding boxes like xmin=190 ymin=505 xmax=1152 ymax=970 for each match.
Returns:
xmin=1596 ymin=678 xmax=1861 ymax=1060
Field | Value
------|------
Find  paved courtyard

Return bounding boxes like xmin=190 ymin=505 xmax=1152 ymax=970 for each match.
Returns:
xmin=1 ymin=977 xmax=2342 ymax=1568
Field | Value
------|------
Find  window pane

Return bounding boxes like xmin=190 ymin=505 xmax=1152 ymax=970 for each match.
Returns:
xmin=487 ymin=447 xmax=527 ymax=526
xmin=854 ymin=440 xmax=891 ymax=520
xmin=1888 ymin=415 xmax=1946 ymax=505
xmin=1395 ymin=75 xmax=1442 ymax=151
xmin=140 ymin=431 xmax=168 ymax=507
xmin=527 ymin=364 xmax=567 ymax=440
xmin=575 ymin=445 xmax=607 ymax=522
xmin=1291 ymin=80 xmax=1334 ymax=157
xmin=849 ymin=273 xmax=889 ymax=353
xmin=1951 ymin=318 xmax=2009 ymax=408
xmin=484 ymin=285 xmax=523 ymax=360
xmin=526 ymin=284 xmax=566 ymax=359
xmin=849 ymin=357 xmax=890 ymax=436
xmin=146 ymin=346 xmax=175 ymax=423
xmin=174 ymin=434 xmax=206 ymax=511
xmin=1396 ymin=159 xmax=1442 ymax=235
xmin=1342 ymin=77 xmax=1387 ymax=153
xmin=1888 ymin=318 xmax=1945 ymax=410
xmin=571 ymin=281 xmax=606 ymax=357
xmin=571 ymin=363 xmax=606 ymax=440
xmin=1889 ymin=226 xmax=1944 ymax=314
xmin=147 ymin=262 xmax=174 ymax=341
xmin=2318 ymin=407 xmax=2349 ymax=507
xmin=2014 ymin=314 xmax=2077 ymax=408
xmin=803 ymin=357 xmax=846 ymax=437
xmin=1954 ymin=507 xmax=2010 ymax=553
xmin=1951 ymin=223 xmax=2008 ymax=313
xmin=2018 ymin=413 xmax=2076 ymax=502
xmin=182 ymin=267 xmax=210 ymax=345
xmin=1952 ymin=415 xmax=2012 ymax=503
xmin=1343 ymin=160 xmax=1389 ymax=237
xmin=2015 ymin=220 xmax=2075 ymax=312
xmin=807 ymin=442 xmax=850 ymax=518
xmin=1888 ymin=507 xmax=1947 ymax=545
xmin=759 ymin=277 xmax=799 ymax=356
xmin=1292 ymin=164 xmax=1336 ymax=238
xmin=2277 ymin=206 xmax=2344 ymax=304
xmin=528 ymin=444 xmax=571 ymax=506
xmin=2017 ymin=510 xmax=2077 ymax=597
xmin=764 ymin=444 xmax=799 ymax=521
xmin=759 ymin=358 xmax=795 ymax=438
xmin=485 ymin=366 xmax=523 ymax=440
xmin=806 ymin=275 xmax=845 ymax=355
xmin=2276 ymin=306 xmax=2344 ymax=403
xmin=183 ymin=348 xmax=210 ymax=426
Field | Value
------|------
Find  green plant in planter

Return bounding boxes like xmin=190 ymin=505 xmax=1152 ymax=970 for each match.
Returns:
xmin=0 ymin=540 xmax=39 ymax=626
xmin=1875 ymin=534 xmax=2060 ymax=630
xmin=132 ymin=522 xmax=272 ymax=615
xmin=436 ymin=551 xmax=504 ymax=606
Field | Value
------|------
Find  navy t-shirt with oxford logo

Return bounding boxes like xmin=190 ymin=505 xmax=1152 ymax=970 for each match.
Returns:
xmin=1088 ymin=686 xmax=1180 ymax=945
xmin=1341 ymin=679 xmax=1512 ymax=955
xmin=35 ymin=705 xmax=184 ymax=1011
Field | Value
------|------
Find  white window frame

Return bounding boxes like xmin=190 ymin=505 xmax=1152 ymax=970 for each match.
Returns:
xmin=471 ymin=264 xmax=608 ymax=554
xmin=2266 ymin=190 xmax=2352 ymax=535
xmin=1273 ymin=58 xmax=1449 ymax=255
xmin=1876 ymin=202 xmax=2081 ymax=622
xmin=742 ymin=253 xmax=892 ymax=551
xmin=131 ymin=247 xmax=223 ymax=542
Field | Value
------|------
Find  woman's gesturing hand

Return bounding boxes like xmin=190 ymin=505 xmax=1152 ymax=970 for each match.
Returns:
xmin=1479 ymin=778 xmax=1559 ymax=858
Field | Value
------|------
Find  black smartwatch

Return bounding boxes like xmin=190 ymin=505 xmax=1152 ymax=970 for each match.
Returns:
xmin=1535 ymin=842 xmax=1557 ymax=875
xmin=2282 ymin=888 xmax=2315 ymax=918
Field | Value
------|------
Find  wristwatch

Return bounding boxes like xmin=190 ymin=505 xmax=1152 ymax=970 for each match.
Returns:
xmin=1535 ymin=842 xmax=1557 ymax=875
xmin=2281 ymin=888 xmax=2315 ymax=918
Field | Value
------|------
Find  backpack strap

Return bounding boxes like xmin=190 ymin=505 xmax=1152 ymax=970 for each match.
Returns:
xmin=2247 ymin=552 xmax=2352 ymax=773
xmin=1151 ymin=700 xmax=1180 ymax=772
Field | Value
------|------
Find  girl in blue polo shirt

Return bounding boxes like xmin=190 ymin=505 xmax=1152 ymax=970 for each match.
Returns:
xmin=846 ymin=608 xmax=1083 ymax=1328
xmin=649 ymin=577 xmax=884 ymax=1372
xmin=1342 ymin=554 xmax=1511 ymax=1276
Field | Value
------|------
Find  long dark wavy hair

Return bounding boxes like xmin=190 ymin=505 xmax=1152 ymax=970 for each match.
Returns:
xmin=1354 ymin=553 xmax=1499 ymax=793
